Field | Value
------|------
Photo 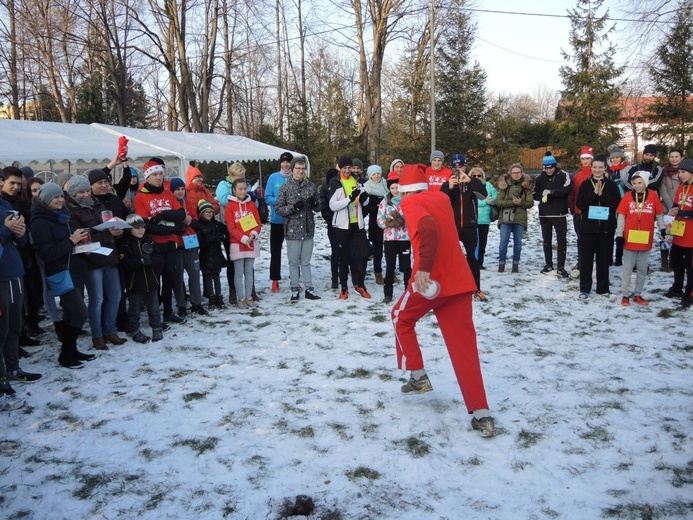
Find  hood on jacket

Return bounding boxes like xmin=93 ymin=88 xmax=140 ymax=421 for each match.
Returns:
xmin=497 ymin=172 xmax=534 ymax=191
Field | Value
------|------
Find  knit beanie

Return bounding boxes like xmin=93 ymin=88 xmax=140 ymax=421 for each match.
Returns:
xmin=55 ymin=172 xmax=74 ymax=189
xmin=430 ymin=150 xmax=445 ymax=163
xmin=65 ymin=175 xmax=91 ymax=197
xmin=37 ymin=182 xmax=63 ymax=205
xmin=338 ymin=155 xmax=352 ymax=168
xmin=290 ymin=155 xmax=307 ymax=169
xmin=126 ymin=213 xmax=146 ymax=228
xmin=631 ymin=170 xmax=651 ymax=185
xmin=280 ymin=151 xmax=294 ymax=163
xmin=169 ymin=177 xmax=185 ymax=193
xmin=390 ymin=159 xmax=403 ymax=173
xmin=608 ymin=144 xmax=625 ymax=159
xmin=20 ymin=166 xmax=34 ymax=179
xmin=542 ymin=152 xmax=557 ymax=167
xmin=367 ymin=165 xmax=382 ymax=178
xmin=352 ymin=158 xmax=363 ymax=170
xmin=678 ymin=158 xmax=693 ymax=174
xmin=87 ymin=168 xmax=110 ymax=185
xmin=643 ymin=144 xmax=658 ymax=155
xmin=198 ymin=199 xmax=215 ymax=216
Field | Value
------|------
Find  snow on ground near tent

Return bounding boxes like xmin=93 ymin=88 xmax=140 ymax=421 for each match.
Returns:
xmin=2 ymin=206 xmax=692 ymax=519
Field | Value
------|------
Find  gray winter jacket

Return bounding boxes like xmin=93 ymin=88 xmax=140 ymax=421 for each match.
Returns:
xmin=275 ymin=177 xmax=320 ymax=240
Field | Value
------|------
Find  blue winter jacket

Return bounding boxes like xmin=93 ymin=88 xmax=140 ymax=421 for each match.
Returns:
xmin=0 ymin=199 xmax=27 ymax=282
xmin=477 ymin=182 xmax=498 ymax=225
xmin=265 ymin=171 xmax=290 ymax=224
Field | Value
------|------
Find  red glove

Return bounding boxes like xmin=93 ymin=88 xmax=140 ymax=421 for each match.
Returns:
xmin=118 ymin=136 xmax=129 ymax=161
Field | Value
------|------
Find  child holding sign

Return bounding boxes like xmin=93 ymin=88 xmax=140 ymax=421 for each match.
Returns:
xmin=616 ymin=171 xmax=664 ymax=306
xmin=225 ymin=179 xmax=262 ymax=309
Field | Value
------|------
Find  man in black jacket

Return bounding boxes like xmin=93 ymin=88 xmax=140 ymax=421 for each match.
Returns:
xmin=533 ymin=152 xmax=572 ymax=277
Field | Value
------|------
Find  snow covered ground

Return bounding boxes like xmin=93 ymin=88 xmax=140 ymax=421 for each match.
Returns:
xmin=2 ymin=207 xmax=692 ymax=519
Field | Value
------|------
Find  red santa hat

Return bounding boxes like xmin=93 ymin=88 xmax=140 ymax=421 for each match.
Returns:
xmin=398 ymin=164 xmax=428 ymax=193
xmin=143 ymin=160 xmax=165 ymax=179
xmin=580 ymin=146 xmax=594 ymax=159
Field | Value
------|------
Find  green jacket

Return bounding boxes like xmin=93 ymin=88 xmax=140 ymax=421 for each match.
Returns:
xmin=496 ymin=173 xmax=535 ymax=229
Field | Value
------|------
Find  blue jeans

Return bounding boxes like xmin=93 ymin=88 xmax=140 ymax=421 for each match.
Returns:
xmin=498 ymin=223 xmax=524 ymax=265
xmin=86 ymin=265 xmax=121 ymax=338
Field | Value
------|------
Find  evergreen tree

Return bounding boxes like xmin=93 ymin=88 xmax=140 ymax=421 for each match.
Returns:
xmin=645 ymin=0 xmax=693 ymax=149
xmin=556 ymin=0 xmax=623 ymax=162
xmin=434 ymin=0 xmax=488 ymax=156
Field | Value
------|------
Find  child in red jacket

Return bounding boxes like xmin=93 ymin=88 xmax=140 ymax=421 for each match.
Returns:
xmin=225 ymin=179 xmax=262 ymax=309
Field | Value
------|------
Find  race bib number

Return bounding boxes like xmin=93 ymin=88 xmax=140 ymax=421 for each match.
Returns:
xmin=671 ymin=220 xmax=686 ymax=237
xmin=183 ymin=234 xmax=199 ymax=249
xmin=588 ymin=206 xmax=609 ymax=220
xmin=239 ymin=213 xmax=258 ymax=232
xmin=627 ymin=230 xmax=650 ymax=245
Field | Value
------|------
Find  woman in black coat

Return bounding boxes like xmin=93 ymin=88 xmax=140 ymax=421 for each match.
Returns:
xmin=31 ymin=183 xmax=95 ymax=369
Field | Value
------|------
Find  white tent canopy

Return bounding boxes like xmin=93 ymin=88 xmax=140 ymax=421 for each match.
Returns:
xmin=0 ymin=120 xmax=305 ymax=177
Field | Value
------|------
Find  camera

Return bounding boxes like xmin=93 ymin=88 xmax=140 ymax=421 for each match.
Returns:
xmin=6 ymin=210 xmax=19 ymax=220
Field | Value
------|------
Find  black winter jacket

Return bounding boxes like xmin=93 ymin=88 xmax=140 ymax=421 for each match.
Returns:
xmin=440 ymin=178 xmax=487 ymax=229
xmin=196 ymin=218 xmax=228 ymax=274
xmin=117 ymin=233 xmax=161 ymax=292
xmin=576 ymin=176 xmax=621 ymax=233
xmin=533 ymin=169 xmax=572 ymax=217
xmin=65 ymin=194 xmax=119 ymax=269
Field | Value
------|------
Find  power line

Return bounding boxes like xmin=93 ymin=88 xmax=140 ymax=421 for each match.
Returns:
xmin=463 ymin=7 xmax=680 ymax=25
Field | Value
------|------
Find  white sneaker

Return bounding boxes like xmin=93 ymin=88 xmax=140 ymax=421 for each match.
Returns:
xmin=0 ymin=393 xmax=26 ymax=411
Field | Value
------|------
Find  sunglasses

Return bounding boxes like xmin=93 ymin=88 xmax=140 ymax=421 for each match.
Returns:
xmin=545 ymin=165 xmax=556 ymax=169
xmin=471 ymin=175 xmax=482 ymax=178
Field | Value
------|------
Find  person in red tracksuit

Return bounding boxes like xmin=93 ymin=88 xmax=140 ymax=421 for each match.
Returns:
xmin=391 ymin=164 xmax=495 ymax=438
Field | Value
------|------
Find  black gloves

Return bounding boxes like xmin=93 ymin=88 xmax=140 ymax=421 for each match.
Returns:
xmin=294 ymin=199 xmax=306 ymax=211
xmin=349 ymin=188 xmax=361 ymax=202
xmin=359 ymin=191 xmax=369 ymax=204
xmin=306 ymin=195 xmax=317 ymax=208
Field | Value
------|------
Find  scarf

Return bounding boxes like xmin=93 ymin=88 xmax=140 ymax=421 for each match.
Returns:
xmin=363 ymin=178 xmax=388 ymax=197
xmin=663 ymin=163 xmax=679 ymax=179
xmin=75 ymin=198 xmax=95 ymax=208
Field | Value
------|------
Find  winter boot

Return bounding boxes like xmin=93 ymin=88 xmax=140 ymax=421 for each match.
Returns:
xmin=251 ymin=285 xmax=261 ymax=302
xmin=375 ymin=272 xmax=384 ymax=285
xmin=59 ymin=324 xmax=84 ymax=369
xmin=512 ymin=263 xmax=519 ymax=273
xmin=661 ymin=250 xmax=670 ymax=272
xmin=228 ymin=288 xmax=237 ymax=305
xmin=498 ymin=264 xmax=505 ymax=273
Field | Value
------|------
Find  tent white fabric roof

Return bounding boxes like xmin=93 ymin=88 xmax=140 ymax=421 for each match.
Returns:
xmin=0 ymin=120 xmax=301 ymax=169
xmin=0 ymin=120 xmax=171 ymax=164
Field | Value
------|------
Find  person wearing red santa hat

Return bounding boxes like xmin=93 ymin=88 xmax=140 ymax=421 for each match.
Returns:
xmin=567 ymin=145 xmax=594 ymax=275
xmin=134 ymin=159 xmax=188 ymax=324
xmin=391 ymin=164 xmax=495 ymax=438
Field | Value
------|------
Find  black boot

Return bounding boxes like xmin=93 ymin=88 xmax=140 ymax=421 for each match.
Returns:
xmin=54 ymin=321 xmax=64 ymax=342
xmin=58 ymin=324 xmax=84 ymax=369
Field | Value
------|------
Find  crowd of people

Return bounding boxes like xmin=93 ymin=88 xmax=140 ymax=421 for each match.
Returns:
xmin=1 ymin=142 xmax=691 ymax=437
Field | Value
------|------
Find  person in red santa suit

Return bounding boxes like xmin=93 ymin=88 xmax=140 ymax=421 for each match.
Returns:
xmin=391 ymin=164 xmax=495 ymax=438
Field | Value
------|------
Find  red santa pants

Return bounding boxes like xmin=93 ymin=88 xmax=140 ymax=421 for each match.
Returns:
xmin=391 ymin=290 xmax=489 ymax=412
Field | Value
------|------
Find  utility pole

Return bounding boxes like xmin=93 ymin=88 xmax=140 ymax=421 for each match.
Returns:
xmin=430 ymin=0 xmax=436 ymax=152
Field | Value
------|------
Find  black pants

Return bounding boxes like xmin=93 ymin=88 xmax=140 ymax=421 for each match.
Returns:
xmin=368 ymin=217 xmax=384 ymax=274
xmin=269 ymin=223 xmax=285 ymax=281
xmin=540 ymin=216 xmax=568 ymax=269
xmin=477 ymin=224 xmax=489 ymax=268
xmin=335 ymin=224 xmax=369 ymax=289
xmin=579 ymin=232 xmax=613 ymax=294
xmin=384 ymin=241 xmax=411 ymax=297
xmin=160 ymin=244 xmax=185 ymax=317
xmin=203 ymin=272 xmax=222 ymax=298
xmin=60 ymin=285 xmax=88 ymax=329
xmin=23 ymin=263 xmax=43 ymax=326
xmin=670 ymin=244 xmax=693 ymax=294
xmin=0 ymin=278 xmax=23 ymax=374
xmin=458 ymin=227 xmax=480 ymax=291
xmin=127 ymin=290 xmax=161 ymax=332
